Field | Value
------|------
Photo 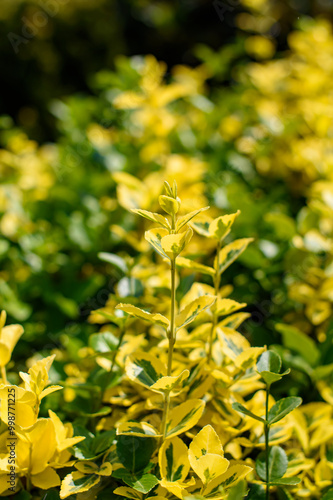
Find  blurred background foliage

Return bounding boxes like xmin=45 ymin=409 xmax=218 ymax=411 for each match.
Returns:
xmin=1 ymin=0 xmax=333 ymax=404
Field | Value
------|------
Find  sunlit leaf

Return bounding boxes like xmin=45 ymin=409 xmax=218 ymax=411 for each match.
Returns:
xmin=216 ymin=238 xmax=254 ymax=275
xmin=125 ymin=352 xmax=166 ymax=389
xmin=208 ymin=211 xmax=240 ymax=240
xmin=202 ymin=465 xmax=252 ymax=497
xmin=176 ymin=207 xmax=210 ymax=231
xmin=145 ymin=228 xmax=169 ymax=259
xmin=117 ymin=421 xmax=161 ymax=438
xmin=161 ymin=227 xmax=193 ymax=258
xmin=165 ymin=399 xmax=205 ymax=438
xmin=176 ymin=256 xmax=215 ymax=277
xmin=116 ymin=303 xmax=169 ymax=328
xmin=176 ymin=296 xmax=216 ymax=330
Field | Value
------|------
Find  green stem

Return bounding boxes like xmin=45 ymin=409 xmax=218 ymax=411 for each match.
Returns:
xmin=207 ymin=240 xmax=221 ymax=363
xmin=161 ymin=256 xmax=177 ymax=439
xmin=265 ymin=385 xmax=270 ymax=500
xmin=110 ymin=327 xmax=125 ymax=373
xmin=1 ymin=365 xmax=7 ymax=384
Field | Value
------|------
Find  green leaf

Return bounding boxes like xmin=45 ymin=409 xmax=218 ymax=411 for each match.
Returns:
xmin=98 ymin=252 xmax=128 ymax=274
xmin=116 ymin=434 xmax=156 ymax=473
xmin=245 ymin=484 xmax=266 ymax=499
xmin=71 ymin=429 xmax=115 ymax=460
xmin=112 ymin=468 xmax=159 ymax=493
xmin=269 ymin=477 xmax=301 ymax=486
xmin=258 ymin=371 xmax=284 ymax=386
xmin=257 ymin=351 xmax=282 ymax=374
xmin=312 ymin=364 xmax=333 ymax=381
xmin=226 ymin=480 xmax=247 ymax=500
xmin=276 ymin=324 xmax=320 ymax=367
xmin=256 ymin=446 xmax=288 ymax=482
xmin=323 ymin=488 xmax=333 ymax=500
xmin=268 ymin=397 xmax=302 ymax=424
xmin=232 ymin=403 xmax=265 ymax=423
xmin=89 ymin=332 xmax=119 ymax=353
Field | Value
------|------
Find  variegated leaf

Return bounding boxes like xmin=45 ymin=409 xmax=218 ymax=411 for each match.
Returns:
xmin=176 ymin=207 xmax=210 ymax=231
xmin=60 ymin=472 xmax=100 ymax=499
xmin=208 ymin=211 xmax=240 ymax=241
xmin=165 ymin=399 xmax=205 ymax=439
xmin=215 ymin=238 xmax=254 ymax=275
xmin=125 ymin=352 xmax=166 ymax=389
xmin=117 ymin=421 xmax=161 ymax=438
xmin=215 ymin=299 xmax=246 ymax=317
xmin=145 ymin=228 xmax=169 ymax=259
xmin=202 ymin=465 xmax=252 ymax=497
xmin=176 ymin=296 xmax=216 ymax=330
xmin=159 ymin=436 xmax=190 ymax=483
xmin=161 ymin=227 xmax=193 ymax=258
xmin=176 ymin=256 xmax=215 ymax=277
xmin=150 ymin=369 xmax=189 ymax=393
xmin=131 ymin=209 xmax=170 ymax=228
xmin=116 ymin=303 xmax=169 ymax=328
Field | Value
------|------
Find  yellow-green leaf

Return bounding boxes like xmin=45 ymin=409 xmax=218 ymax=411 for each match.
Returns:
xmin=176 ymin=296 xmax=216 ymax=330
xmin=131 ymin=209 xmax=170 ymax=229
xmin=235 ymin=347 xmax=266 ymax=371
xmin=161 ymin=228 xmax=193 ymax=258
xmin=145 ymin=228 xmax=169 ymax=259
xmin=125 ymin=352 xmax=166 ymax=389
xmin=189 ymin=425 xmax=229 ymax=484
xmin=60 ymin=471 xmax=100 ymax=499
xmin=215 ymin=299 xmax=246 ymax=317
xmin=150 ymin=369 xmax=189 ymax=394
xmin=202 ymin=465 xmax=252 ymax=498
xmin=189 ymin=425 xmax=223 ymax=459
xmin=159 ymin=195 xmax=180 ymax=215
xmin=219 ymin=312 xmax=251 ymax=329
xmin=116 ymin=303 xmax=169 ymax=328
xmin=216 ymin=238 xmax=254 ymax=275
xmin=113 ymin=486 xmax=143 ymax=499
xmin=117 ymin=421 xmax=161 ymax=438
xmin=165 ymin=399 xmax=205 ymax=439
xmin=176 ymin=256 xmax=215 ymax=277
xmin=159 ymin=436 xmax=190 ymax=483
xmin=209 ymin=211 xmax=240 ymax=240
xmin=176 ymin=207 xmax=210 ymax=231
xmin=191 ymin=454 xmax=229 ymax=485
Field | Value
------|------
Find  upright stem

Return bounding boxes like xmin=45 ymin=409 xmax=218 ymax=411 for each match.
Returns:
xmin=162 ymin=255 xmax=177 ymax=439
xmin=265 ymin=385 xmax=270 ymax=500
xmin=110 ymin=327 xmax=125 ymax=373
xmin=1 ymin=365 xmax=7 ymax=385
xmin=207 ymin=240 xmax=221 ymax=363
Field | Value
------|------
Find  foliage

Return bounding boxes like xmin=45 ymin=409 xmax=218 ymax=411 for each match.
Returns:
xmin=1 ymin=6 xmax=333 ymax=499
